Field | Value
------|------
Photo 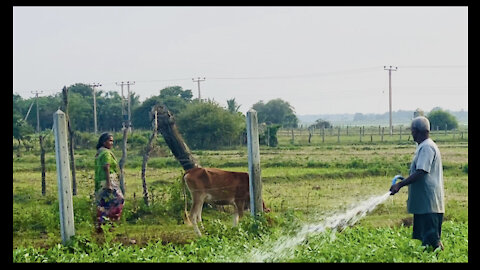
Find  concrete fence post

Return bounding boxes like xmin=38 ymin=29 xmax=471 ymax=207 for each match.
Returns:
xmin=53 ymin=110 xmax=75 ymax=244
xmin=246 ymin=109 xmax=263 ymax=216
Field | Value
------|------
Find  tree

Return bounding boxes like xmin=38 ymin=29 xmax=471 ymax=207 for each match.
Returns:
xmin=159 ymin=86 xmax=193 ymax=101
xmin=158 ymin=86 xmax=192 ymax=114
xmin=427 ymin=108 xmax=459 ymax=130
xmin=13 ymin=94 xmax=30 ymax=121
xmin=67 ymin=91 xmax=94 ymax=131
xmin=64 ymin=83 xmax=140 ymax=132
xmin=252 ymin=98 xmax=298 ymax=127
xmin=132 ymin=86 xmax=193 ymax=129
xmin=283 ymin=113 xmax=299 ymax=129
xmin=37 ymin=95 xmax=62 ymax=131
xmin=176 ymin=100 xmax=245 ymax=149
xmin=353 ymin=113 xmax=365 ymax=122
xmin=97 ymin=90 xmax=124 ymax=132
xmin=414 ymin=108 xmax=425 ymax=118
xmin=69 ymin=83 xmax=93 ymax=98
xmin=132 ymin=96 xmax=163 ymax=130
xmin=13 ymin=94 xmax=39 ymax=155
xmin=310 ymin=118 xmax=332 ymax=129
xmin=226 ymin=98 xmax=241 ymax=114
xmin=13 ymin=118 xmax=34 ymax=154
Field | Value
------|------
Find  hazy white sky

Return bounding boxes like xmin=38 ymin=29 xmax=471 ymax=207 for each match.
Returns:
xmin=13 ymin=6 xmax=468 ymax=115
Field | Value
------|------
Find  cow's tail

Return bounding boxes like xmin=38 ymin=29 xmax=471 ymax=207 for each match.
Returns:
xmin=182 ymin=171 xmax=192 ymax=225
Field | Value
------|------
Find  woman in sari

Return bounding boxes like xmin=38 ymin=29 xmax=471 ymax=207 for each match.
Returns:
xmin=94 ymin=132 xmax=124 ymax=233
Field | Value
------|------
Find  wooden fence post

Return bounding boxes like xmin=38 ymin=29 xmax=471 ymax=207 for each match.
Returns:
xmin=61 ymin=86 xmax=77 ymax=196
xmin=141 ymin=107 xmax=158 ymax=206
xmin=40 ymin=134 xmax=46 ymax=196
xmin=246 ymin=109 xmax=263 ymax=216
xmin=53 ymin=110 xmax=75 ymax=244
xmin=119 ymin=127 xmax=128 ymax=195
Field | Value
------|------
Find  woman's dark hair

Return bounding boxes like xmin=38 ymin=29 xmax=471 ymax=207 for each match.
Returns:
xmin=96 ymin=132 xmax=113 ymax=149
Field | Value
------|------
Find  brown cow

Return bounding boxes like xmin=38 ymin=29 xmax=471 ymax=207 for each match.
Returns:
xmin=183 ymin=167 xmax=270 ymax=236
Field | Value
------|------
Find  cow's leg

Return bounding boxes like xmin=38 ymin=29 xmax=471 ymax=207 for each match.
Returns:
xmin=198 ymin=204 xmax=205 ymax=230
xmin=232 ymin=203 xmax=239 ymax=226
xmin=190 ymin=193 xmax=205 ymax=236
xmin=232 ymin=200 xmax=245 ymax=227
xmin=237 ymin=200 xmax=245 ymax=219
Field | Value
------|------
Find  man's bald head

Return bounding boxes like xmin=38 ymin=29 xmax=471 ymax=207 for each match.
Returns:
xmin=411 ymin=116 xmax=430 ymax=132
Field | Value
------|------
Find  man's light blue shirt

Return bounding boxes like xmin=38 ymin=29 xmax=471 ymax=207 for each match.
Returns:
xmin=407 ymin=138 xmax=445 ymax=214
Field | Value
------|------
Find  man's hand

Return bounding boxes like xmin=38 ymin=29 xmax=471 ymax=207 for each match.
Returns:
xmin=389 ymin=170 xmax=426 ymax=195
xmin=389 ymin=183 xmax=401 ymax=195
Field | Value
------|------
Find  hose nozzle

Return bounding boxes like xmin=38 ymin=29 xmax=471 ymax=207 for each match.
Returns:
xmin=391 ymin=175 xmax=405 ymax=185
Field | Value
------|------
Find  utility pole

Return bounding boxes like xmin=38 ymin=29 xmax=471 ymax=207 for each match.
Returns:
xmin=31 ymin=91 xmax=43 ymax=132
xmin=32 ymin=90 xmax=46 ymax=197
xmin=89 ymin=83 xmax=102 ymax=134
xmin=384 ymin=66 xmax=397 ymax=136
xmin=116 ymin=81 xmax=135 ymax=131
xmin=192 ymin=77 xmax=206 ymax=101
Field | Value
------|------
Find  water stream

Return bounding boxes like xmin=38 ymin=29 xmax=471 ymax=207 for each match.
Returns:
xmin=238 ymin=191 xmax=392 ymax=262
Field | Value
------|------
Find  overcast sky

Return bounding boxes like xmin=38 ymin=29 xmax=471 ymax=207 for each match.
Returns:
xmin=13 ymin=6 xmax=468 ymax=115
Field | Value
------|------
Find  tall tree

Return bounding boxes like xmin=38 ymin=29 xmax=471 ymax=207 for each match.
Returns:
xmin=252 ymin=98 xmax=298 ymax=128
xmin=132 ymin=86 xmax=193 ymax=129
xmin=97 ymin=90 xmax=124 ymax=132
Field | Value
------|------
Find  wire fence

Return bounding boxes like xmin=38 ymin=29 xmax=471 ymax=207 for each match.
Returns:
xmin=276 ymin=125 xmax=468 ymax=145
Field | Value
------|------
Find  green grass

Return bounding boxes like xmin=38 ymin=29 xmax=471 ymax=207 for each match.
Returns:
xmin=12 ymin=134 xmax=468 ymax=262
xmin=12 ymin=218 xmax=467 ymax=262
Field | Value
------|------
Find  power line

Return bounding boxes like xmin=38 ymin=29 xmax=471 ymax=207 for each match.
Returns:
xmin=209 ymin=66 xmax=381 ymax=80
xmin=400 ymin=65 xmax=467 ymax=69
xmin=133 ymin=78 xmax=192 ymax=83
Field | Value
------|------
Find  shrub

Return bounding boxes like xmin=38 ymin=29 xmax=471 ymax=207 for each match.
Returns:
xmin=176 ymin=101 xmax=245 ymax=149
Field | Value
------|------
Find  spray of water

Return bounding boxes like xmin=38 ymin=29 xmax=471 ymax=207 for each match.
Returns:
xmin=241 ymin=191 xmax=392 ymax=262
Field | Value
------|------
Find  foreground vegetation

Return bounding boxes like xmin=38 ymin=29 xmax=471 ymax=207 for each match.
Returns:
xmin=12 ymin=130 xmax=468 ymax=262
xmin=13 ymin=219 xmax=467 ymax=262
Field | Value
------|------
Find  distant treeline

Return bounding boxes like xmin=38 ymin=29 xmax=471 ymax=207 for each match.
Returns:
xmin=298 ymin=108 xmax=468 ymax=127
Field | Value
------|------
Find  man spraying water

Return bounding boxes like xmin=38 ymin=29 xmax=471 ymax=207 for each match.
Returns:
xmin=389 ymin=116 xmax=445 ymax=251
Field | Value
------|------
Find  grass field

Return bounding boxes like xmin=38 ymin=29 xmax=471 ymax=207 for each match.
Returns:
xmin=12 ymin=129 xmax=468 ymax=262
